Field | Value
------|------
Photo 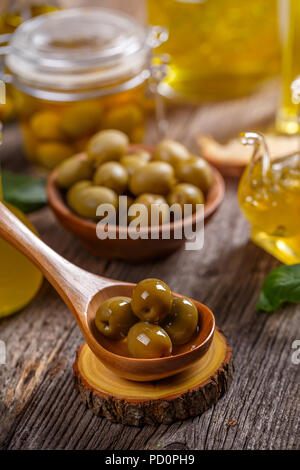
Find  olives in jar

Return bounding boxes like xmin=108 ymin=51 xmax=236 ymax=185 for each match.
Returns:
xmin=56 ymin=155 xmax=93 ymax=189
xmin=176 ymin=156 xmax=213 ymax=193
xmin=95 ymin=296 xmax=137 ymax=340
xmin=87 ymin=129 xmax=129 ymax=166
xmin=104 ymin=103 xmax=144 ymax=135
xmin=60 ymin=101 xmax=103 ymax=138
xmin=93 ymin=161 xmax=128 ymax=194
xmin=168 ymin=183 xmax=204 ymax=211
xmin=131 ymin=278 xmax=172 ymax=323
xmin=129 ymin=161 xmax=175 ymax=196
xmin=127 ymin=322 xmax=172 ymax=359
xmin=36 ymin=142 xmax=74 ymax=169
xmin=30 ymin=111 xmax=64 ymax=141
xmin=129 ymin=194 xmax=169 ymax=226
xmin=67 ymin=183 xmax=118 ymax=219
xmin=153 ymin=139 xmax=190 ymax=167
xmin=161 ymin=297 xmax=198 ymax=345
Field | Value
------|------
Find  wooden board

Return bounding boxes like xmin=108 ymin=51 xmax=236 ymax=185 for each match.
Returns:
xmin=73 ymin=329 xmax=233 ymax=426
xmin=0 ymin=0 xmax=299 ymax=451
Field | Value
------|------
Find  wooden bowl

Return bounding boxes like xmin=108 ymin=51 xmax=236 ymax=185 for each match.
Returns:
xmin=47 ymin=147 xmax=225 ymax=262
xmin=86 ymin=283 xmax=215 ymax=381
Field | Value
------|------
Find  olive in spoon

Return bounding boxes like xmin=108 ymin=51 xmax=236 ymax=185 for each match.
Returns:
xmin=0 ymin=202 xmax=215 ymax=381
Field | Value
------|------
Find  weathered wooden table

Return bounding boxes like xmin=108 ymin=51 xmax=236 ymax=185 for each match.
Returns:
xmin=0 ymin=1 xmax=299 ymax=451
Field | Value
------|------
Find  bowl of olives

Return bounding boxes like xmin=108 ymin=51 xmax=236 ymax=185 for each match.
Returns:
xmin=47 ymin=131 xmax=225 ymax=261
xmin=88 ymin=278 xmax=215 ymax=381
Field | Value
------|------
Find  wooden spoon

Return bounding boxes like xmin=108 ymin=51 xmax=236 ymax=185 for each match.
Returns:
xmin=0 ymin=202 xmax=215 ymax=381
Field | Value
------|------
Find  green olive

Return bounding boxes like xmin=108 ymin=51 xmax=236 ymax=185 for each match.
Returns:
xmin=161 ymin=297 xmax=198 ymax=345
xmin=176 ymin=156 xmax=213 ymax=192
xmin=67 ymin=183 xmax=118 ymax=219
xmin=127 ymin=322 xmax=172 ymax=359
xmin=120 ymin=155 xmax=148 ymax=177
xmin=153 ymin=139 xmax=190 ymax=167
xmin=66 ymin=179 xmax=92 ymax=209
xmin=167 ymin=183 xmax=205 ymax=211
xmin=104 ymin=104 xmax=144 ymax=135
xmin=13 ymin=91 xmax=40 ymax=119
xmin=0 ymin=95 xmax=15 ymax=121
xmin=30 ymin=111 xmax=64 ymax=141
xmin=95 ymin=296 xmax=137 ymax=340
xmin=56 ymin=156 xmax=93 ymax=189
xmin=128 ymin=150 xmax=152 ymax=162
xmin=35 ymin=142 xmax=74 ymax=169
xmin=131 ymin=278 xmax=172 ymax=323
xmin=87 ymin=129 xmax=129 ymax=166
xmin=129 ymin=161 xmax=175 ymax=196
xmin=60 ymin=101 xmax=102 ymax=138
xmin=129 ymin=194 xmax=169 ymax=227
xmin=93 ymin=161 xmax=128 ymax=194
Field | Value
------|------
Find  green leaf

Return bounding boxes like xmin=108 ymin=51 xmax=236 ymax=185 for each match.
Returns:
xmin=256 ymin=264 xmax=300 ymax=312
xmin=1 ymin=170 xmax=47 ymax=214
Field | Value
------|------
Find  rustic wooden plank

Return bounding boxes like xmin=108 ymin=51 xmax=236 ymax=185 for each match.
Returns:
xmin=0 ymin=0 xmax=299 ymax=451
xmin=1 ymin=172 xmax=299 ymax=449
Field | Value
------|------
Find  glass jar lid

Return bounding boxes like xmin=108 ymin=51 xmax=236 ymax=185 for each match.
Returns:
xmin=6 ymin=8 xmax=152 ymax=99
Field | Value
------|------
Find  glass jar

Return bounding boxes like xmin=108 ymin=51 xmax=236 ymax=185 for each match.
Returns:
xmin=0 ymin=0 xmax=62 ymax=122
xmin=147 ymin=0 xmax=280 ymax=101
xmin=4 ymin=8 xmax=166 ymax=169
xmin=238 ymin=132 xmax=300 ymax=265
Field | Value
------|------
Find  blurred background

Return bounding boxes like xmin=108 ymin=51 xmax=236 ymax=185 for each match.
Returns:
xmin=0 ymin=0 xmax=299 ymax=134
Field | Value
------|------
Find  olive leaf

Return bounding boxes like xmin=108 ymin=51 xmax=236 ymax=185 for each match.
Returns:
xmin=256 ymin=264 xmax=300 ymax=312
xmin=1 ymin=170 xmax=47 ymax=214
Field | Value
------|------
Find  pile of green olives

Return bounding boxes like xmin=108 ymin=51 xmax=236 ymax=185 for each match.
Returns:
xmin=56 ymin=130 xmax=213 ymax=224
xmin=94 ymin=278 xmax=199 ymax=359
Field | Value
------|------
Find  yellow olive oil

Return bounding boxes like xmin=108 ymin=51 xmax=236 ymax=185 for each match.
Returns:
xmin=238 ymin=156 xmax=300 ymax=264
xmin=276 ymin=0 xmax=300 ymax=135
xmin=147 ymin=0 xmax=280 ymax=101
xmin=0 ymin=176 xmax=43 ymax=318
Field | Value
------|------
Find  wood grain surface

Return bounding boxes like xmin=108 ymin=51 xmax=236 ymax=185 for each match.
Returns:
xmin=0 ymin=0 xmax=299 ymax=450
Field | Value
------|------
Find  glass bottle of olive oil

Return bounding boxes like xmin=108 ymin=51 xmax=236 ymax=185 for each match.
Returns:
xmin=0 ymin=126 xmax=43 ymax=318
xmin=276 ymin=0 xmax=300 ymax=135
xmin=147 ymin=0 xmax=280 ymax=101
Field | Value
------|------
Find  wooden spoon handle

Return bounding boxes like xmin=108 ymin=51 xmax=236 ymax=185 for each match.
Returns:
xmin=0 ymin=202 xmax=114 ymax=315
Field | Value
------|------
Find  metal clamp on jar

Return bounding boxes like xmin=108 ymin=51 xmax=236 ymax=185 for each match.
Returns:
xmin=1 ymin=7 xmax=168 ymax=169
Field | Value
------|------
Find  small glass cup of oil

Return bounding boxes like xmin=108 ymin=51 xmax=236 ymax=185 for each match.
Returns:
xmin=238 ymin=131 xmax=300 ymax=264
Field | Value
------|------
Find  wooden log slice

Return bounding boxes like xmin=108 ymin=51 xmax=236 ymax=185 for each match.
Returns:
xmin=73 ymin=328 xmax=233 ymax=426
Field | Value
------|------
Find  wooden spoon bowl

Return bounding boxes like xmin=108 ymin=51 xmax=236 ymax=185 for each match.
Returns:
xmin=0 ymin=202 xmax=215 ymax=382
xmin=86 ymin=284 xmax=215 ymax=381
xmin=47 ymin=146 xmax=225 ymax=262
